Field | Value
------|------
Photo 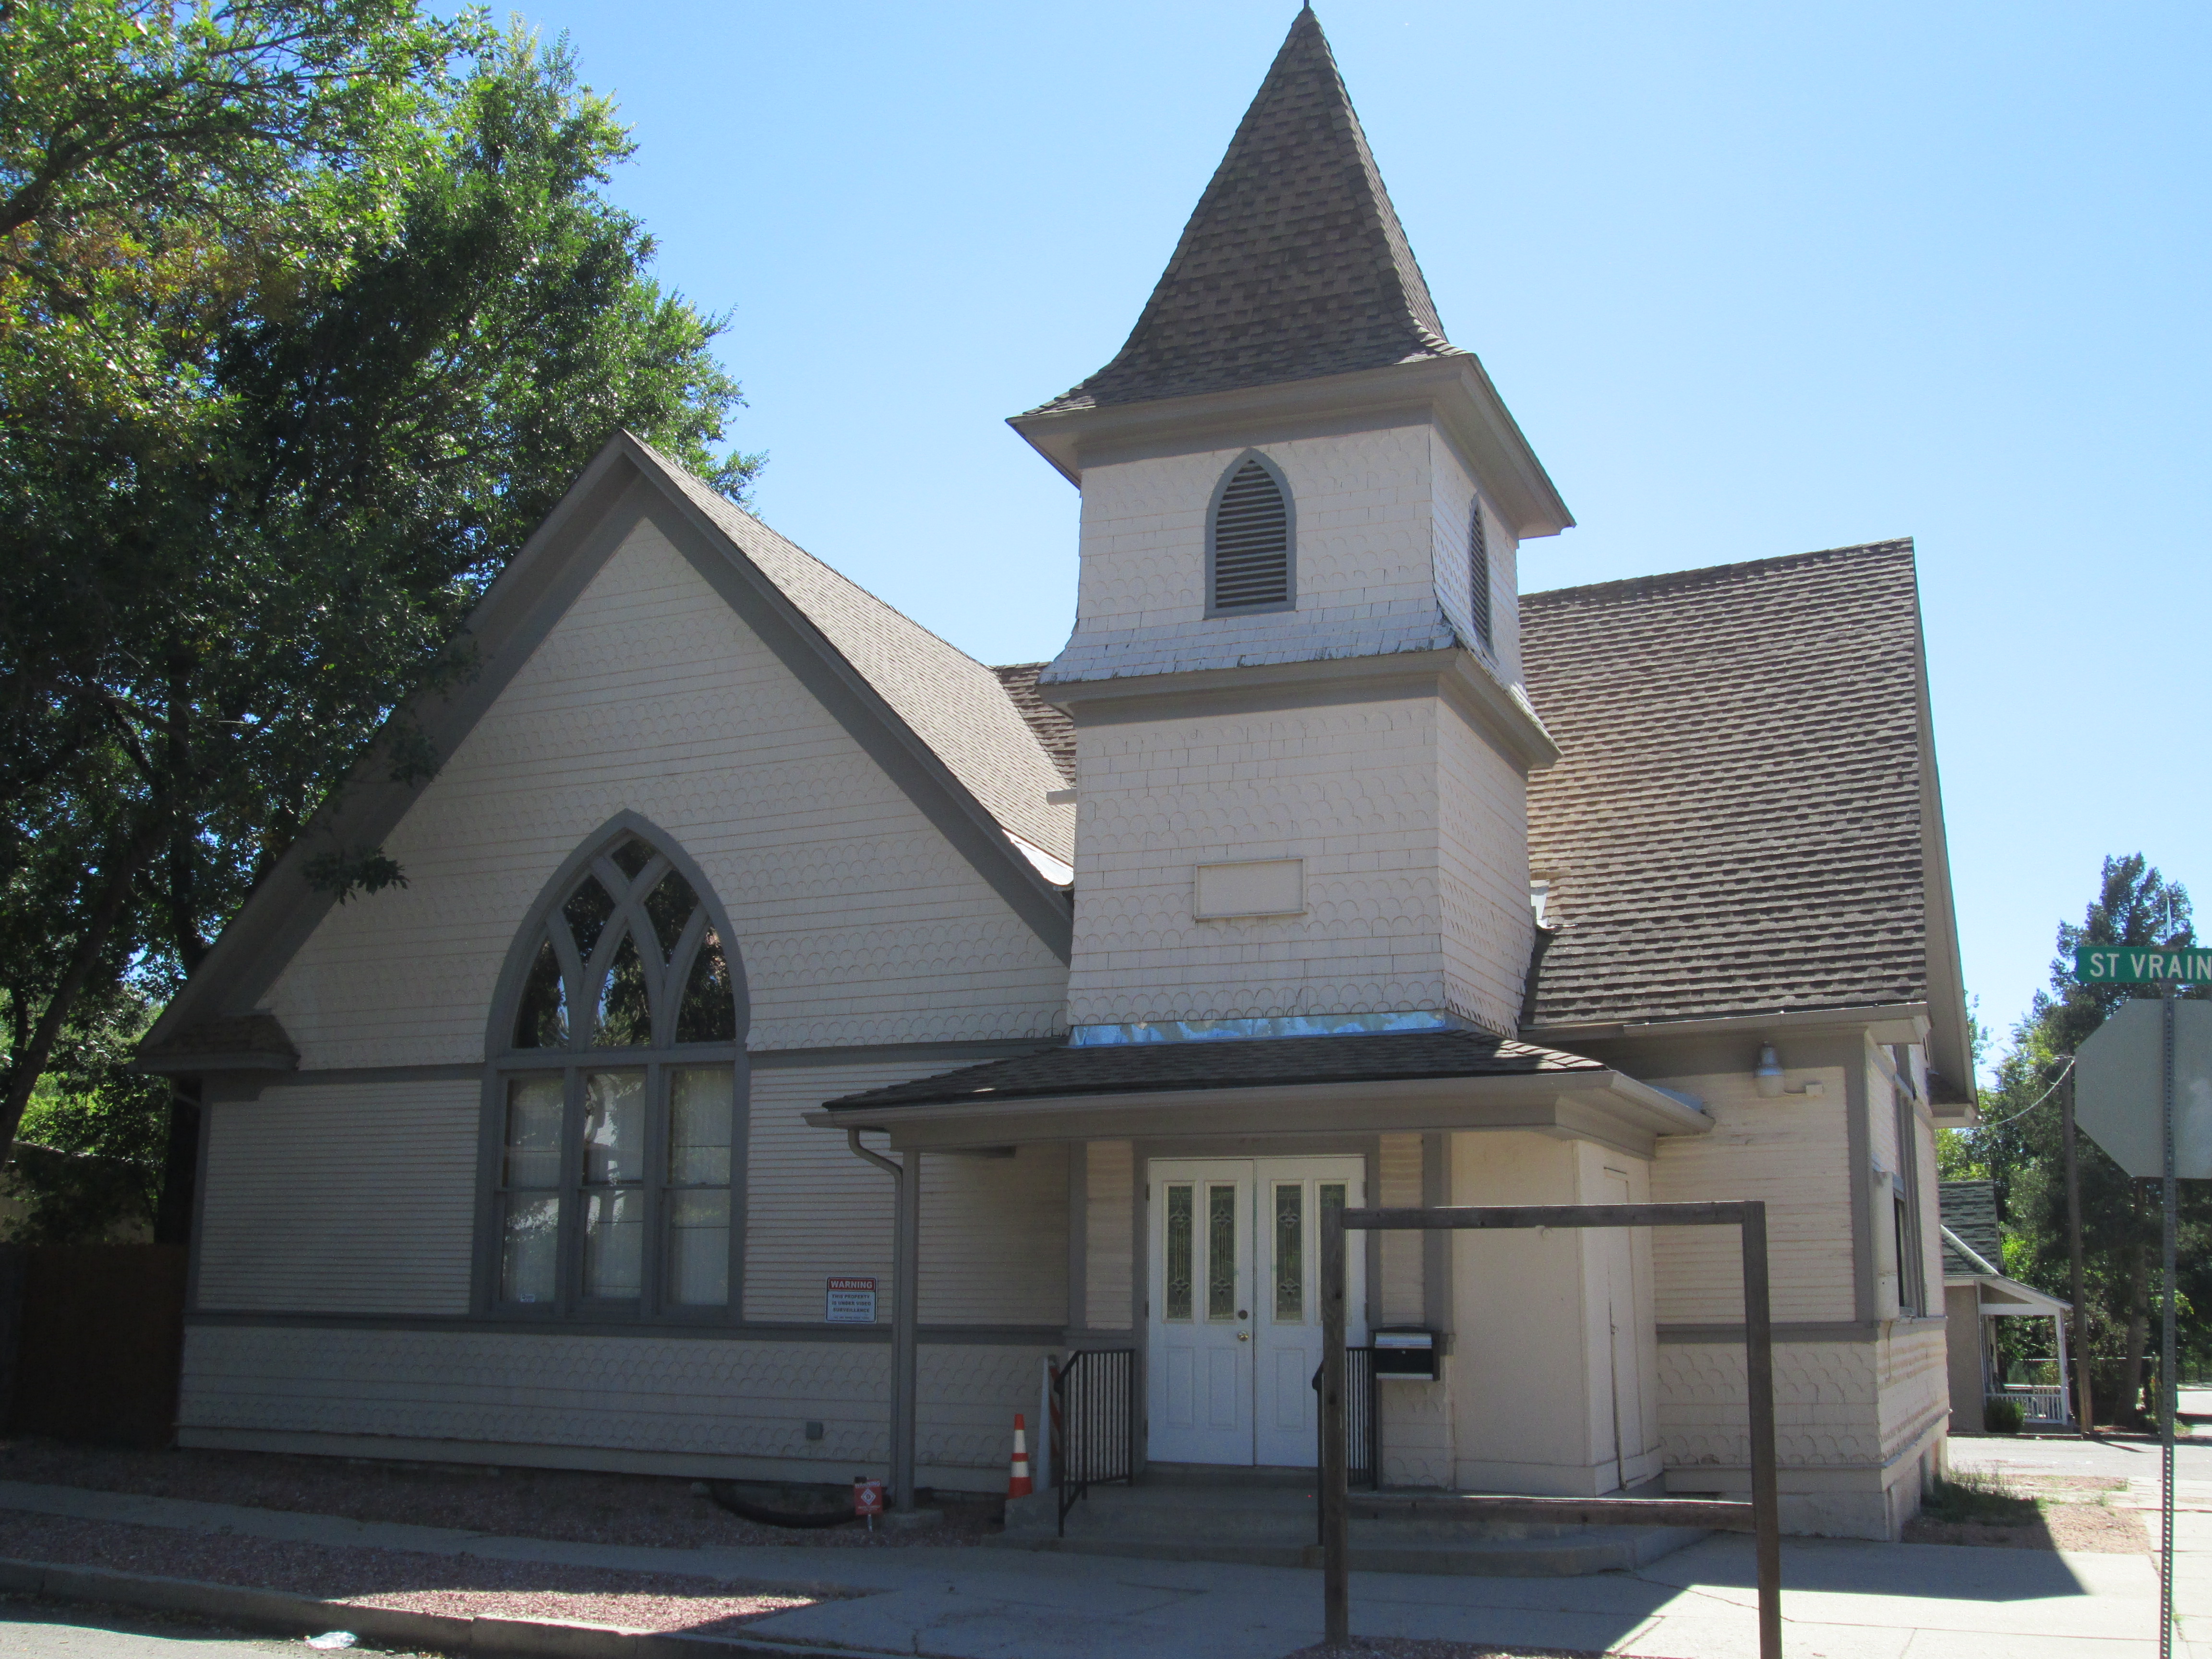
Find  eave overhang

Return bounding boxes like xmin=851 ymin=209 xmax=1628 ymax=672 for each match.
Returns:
xmin=1008 ymin=355 xmax=1573 ymax=541
xmin=1041 ymin=646 xmax=1560 ymax=773
xmin=807 ymin=1066 xmax=1709 ymax=1160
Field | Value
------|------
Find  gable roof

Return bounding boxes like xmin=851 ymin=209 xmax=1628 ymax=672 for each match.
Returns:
xmin=645 ymin=457 xmax=1072 ymax=859
xmin=1939 ymin=1179 xmax=2002 ymax=1278
xmin=1518 ymin=541 xmax=1973 ymax=1097
xmin=142 ymin=433 xmax=1073 ymax=1069
xmin=993 ymin=663 xmax=1077 ymax=785
xmin=1025 ymin=7 xmax=1456 ymax=417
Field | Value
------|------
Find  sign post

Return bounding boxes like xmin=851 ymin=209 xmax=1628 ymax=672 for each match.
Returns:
xmin=2071 ymin=948 xmax=2212 ymax=1659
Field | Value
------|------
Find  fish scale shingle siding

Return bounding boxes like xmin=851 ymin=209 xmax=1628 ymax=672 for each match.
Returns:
xmin=1520 ymin=541 xmax=1933 ymax=1030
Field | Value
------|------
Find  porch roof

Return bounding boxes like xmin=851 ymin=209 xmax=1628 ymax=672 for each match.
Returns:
xmin=810 ymin=1028 xmax=1710 ymax=1154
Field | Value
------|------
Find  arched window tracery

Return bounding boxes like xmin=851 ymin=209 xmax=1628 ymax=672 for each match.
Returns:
xmin=485 ymin=824 xmax=746 ymax=1320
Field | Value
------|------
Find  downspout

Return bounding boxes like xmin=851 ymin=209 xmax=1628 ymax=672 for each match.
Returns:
xmin=845 ymin=1129 xmax=919 ymax=1511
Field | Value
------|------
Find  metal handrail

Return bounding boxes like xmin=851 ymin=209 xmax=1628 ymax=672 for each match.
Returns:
xmin=1051 ymin=1347 xmax=1135 ymax=1537
xmin=1313 ymin=1346 xmax=1377 ymax=1543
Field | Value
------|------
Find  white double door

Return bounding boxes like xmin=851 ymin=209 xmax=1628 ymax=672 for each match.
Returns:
xmin=1147 ymin=1156 xmax=1367 ymax=1467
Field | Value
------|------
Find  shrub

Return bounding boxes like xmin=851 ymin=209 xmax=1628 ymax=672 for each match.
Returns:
xmin=1985 ymin=1397 xmax=2025 ymax=1435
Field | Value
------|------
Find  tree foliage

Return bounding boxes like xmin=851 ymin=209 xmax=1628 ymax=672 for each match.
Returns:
xmin=0 ymin=2 xmax=761 ymax=1220
xmin=1945 ymin=855 xmax=2211 ymax=1422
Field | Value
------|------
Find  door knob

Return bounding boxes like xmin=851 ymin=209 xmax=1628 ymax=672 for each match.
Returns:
xmin=1236 ymin=1331 xmax=1250 ymax=1341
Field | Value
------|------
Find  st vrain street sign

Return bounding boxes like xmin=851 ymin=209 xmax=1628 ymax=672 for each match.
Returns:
xmin=2074 ymin=945 xmax=2212 ymax=986
xmin=2073 ymin=997 xmax=2212 ymax=1179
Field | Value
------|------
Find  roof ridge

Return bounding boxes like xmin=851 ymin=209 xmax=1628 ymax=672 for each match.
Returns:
xmin=1524 ymin=539 xmax=1916 ymax=607
xmin=1025 ymin=8 xmax=1454 ymax=415
xmin=625 ymin=433 xmax=998 ymax=676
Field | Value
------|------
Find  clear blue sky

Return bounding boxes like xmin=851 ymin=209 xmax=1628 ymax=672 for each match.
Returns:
xmin=502 ymin=0 xmax=2208 ymax=1074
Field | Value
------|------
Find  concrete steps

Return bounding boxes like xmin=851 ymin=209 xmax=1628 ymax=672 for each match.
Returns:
xmin=989 ymin=1477 xmax=1707 ymax=1577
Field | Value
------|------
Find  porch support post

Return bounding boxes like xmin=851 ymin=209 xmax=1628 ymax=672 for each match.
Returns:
xmin=846 ymin=1129 xmax=921 ymax=1510
xmin=1320 ymin=1200 xmax=1349 ymax=1643
xmin=2054 ymin=1311 xmax=2072 ymax=1425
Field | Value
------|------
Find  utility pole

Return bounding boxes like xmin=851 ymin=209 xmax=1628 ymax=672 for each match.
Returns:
xmin=2060 ymin=1060 xmax=2094 ymax=1433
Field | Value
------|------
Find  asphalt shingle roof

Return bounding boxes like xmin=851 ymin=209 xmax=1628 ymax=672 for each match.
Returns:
xmin=1026 ymin=8 xmax=1456 ymax=417
xmin=1939 ymin=1179 xmax=2002 ymax=1277
xmin=137 ymin=1012 xmax=296 ymax=1066
xmin=1519 ymin=541 xmax=1936 ymax=1031
xmin=646 ymin=448 xmax=1075 ymax=863
xmin=991 ymin=663 xmax=1077 ymax=785
xmin=825 ymin=1029 xmax=1604 ymax=1112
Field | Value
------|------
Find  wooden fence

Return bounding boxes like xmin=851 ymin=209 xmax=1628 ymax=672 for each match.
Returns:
xmin=0 ymin=1244 xmax=187 ymax=1446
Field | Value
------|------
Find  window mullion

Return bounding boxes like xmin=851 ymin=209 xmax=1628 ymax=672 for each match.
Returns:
xmin=558 ymin=1066 xmax=586 ymax=1314
xmin=642 ymin=1062 xmax=667 ymax=1315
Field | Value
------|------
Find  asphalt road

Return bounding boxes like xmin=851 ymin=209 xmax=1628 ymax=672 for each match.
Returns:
xmin=0 ymin=1602 xmax=409 ymax=1658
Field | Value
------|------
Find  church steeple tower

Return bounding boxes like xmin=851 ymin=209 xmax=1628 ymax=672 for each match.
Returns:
xmin=1031 ymin=6 xmax=1452 ymax=414
xmin=1014 ymin=10 xmax=1570 ymax=1045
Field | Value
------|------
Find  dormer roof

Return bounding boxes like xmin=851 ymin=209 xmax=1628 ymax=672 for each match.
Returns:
xmin=1025 ymin=7 xmax=1457 ymax=417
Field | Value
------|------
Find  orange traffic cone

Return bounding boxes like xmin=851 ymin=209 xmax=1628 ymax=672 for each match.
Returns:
xmin=1007 ymin=1413 xmax=1034 ymax=1499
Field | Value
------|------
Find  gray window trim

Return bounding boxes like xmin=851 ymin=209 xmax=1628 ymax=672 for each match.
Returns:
xmin=474 ymin=811 xmax=752 ymax=1326
xmin=1203 ymin=449 xmax=1297 ymax=619
xmin=1891 ymin=1084 xmax=1927 ymax=1316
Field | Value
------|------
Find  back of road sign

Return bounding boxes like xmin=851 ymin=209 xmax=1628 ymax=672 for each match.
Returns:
xmin=2073 ymin=999 xmax=2212 ymax=1179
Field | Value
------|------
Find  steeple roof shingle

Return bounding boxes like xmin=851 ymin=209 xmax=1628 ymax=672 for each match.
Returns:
xmin=1028 ymin=7 xmax=1458 ymax=416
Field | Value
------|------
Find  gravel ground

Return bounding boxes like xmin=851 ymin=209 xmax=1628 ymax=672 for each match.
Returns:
xmin=0 ymin=1437 xmax=994 ymax=1550
xmin=0 ymin=1512 xmax=817 ymax=1636
xmin=1900 ymin=1470 xmax=2151 ymax=1553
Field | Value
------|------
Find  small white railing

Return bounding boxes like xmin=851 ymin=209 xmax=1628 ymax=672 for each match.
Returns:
xmin=1989 ymin=1385 xmax=2068 ymax=1425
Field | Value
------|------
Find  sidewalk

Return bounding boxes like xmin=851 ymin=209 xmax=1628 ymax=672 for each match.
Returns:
xmin=0 ymin=1477 xmax=2203 ymax=1659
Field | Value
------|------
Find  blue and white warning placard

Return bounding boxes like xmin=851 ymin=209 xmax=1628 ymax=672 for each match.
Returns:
xmin=825 ymin=1276 xmax=877 ymax=1322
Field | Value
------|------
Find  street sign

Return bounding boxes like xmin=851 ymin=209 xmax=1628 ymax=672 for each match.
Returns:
xmin=2074 ymin=999 xmax=2212 ymax=1179
xmin=2067 ymin=978 xmax=2207 ymax=1659
xmin=2074 ymin=946 xmax=2212 ymax=985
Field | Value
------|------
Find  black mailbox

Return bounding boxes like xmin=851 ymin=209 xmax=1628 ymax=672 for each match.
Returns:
xmin=1372 ymin=1326 xmax=1438 ymax=1382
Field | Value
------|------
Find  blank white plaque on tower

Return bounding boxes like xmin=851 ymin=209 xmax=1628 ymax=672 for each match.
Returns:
xmin=1193 ymin=858 xmax=1305 ymax=920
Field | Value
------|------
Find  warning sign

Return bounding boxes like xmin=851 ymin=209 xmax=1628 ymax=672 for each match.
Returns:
xmin=826 ymin=1276 xmax=877 ymax=1323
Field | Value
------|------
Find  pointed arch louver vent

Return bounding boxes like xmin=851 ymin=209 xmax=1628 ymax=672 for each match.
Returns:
xmin=1210 ymin=458 xmax=1292 ymax=612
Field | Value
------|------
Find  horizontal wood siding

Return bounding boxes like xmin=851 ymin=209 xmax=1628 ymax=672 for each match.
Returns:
xmin=1085 ymin=1141 xmax=1134 ymax=1330
xmin=744 ymin=1063 xmax=1067 ymax=1325
xmin=1647 ymin=1067 xmax=1853 ymax=1325
xmin=920 ymin=1145 xmax=1068 ymax=1325
xmin=180 ymin=1325 xmax=1049 ymax=1473
xmin=197 ymin=1082 xmax=477 ymax=1314
xmin=1378 ymin=1131 xmax=1423 ymax=1324
xmin=267 ymin=522 xmax=1067 ymax=1071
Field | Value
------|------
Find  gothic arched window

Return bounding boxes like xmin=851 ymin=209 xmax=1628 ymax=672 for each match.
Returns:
xmin=1207 ymin=452 xmax=1294 ymax=614
xmin=484 ymin=822 xmax=746 ymax=1321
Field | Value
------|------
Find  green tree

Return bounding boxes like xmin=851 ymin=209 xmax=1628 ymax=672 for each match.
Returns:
xmin=0 ymin=6 xmax=759 ymax=1231
xmin=1952 ymin=856 xmax=2211 ymax=1423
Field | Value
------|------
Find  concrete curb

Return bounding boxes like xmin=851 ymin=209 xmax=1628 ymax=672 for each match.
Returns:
xmin=0 ymin=1558 xmax=890 ymax=1659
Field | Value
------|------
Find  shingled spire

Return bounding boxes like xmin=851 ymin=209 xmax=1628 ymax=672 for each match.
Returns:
xmin=1030 ymin=7 xmax=1457 ymax=416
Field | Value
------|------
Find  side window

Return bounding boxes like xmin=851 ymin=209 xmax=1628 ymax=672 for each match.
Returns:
xmin=1468 ymin=496 xmax=1493 ymax=652
xmin=1208 ymin=454 xmax=1293 ymax=613
xmin=486 ymin=826 xmax=745 ymax=1320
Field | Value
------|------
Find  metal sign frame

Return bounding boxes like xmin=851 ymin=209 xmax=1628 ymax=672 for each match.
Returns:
xmin=1321 ymin=1201 xmax=1783 ymax=1659
xmin=2072 ymin=977 xmax=2200 ymax=1659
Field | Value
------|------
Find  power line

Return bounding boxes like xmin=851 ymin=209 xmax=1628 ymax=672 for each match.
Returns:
xmin=1971 ymin=1055 xmax=2076 ymax=1133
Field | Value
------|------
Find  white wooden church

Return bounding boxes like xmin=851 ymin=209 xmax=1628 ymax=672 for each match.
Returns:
xmin=143 ymin=7 xmax=1974 ymax=1541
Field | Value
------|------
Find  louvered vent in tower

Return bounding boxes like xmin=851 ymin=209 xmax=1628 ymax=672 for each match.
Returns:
xmin=1468 ymin=498 xmax=1493 ymax=650
xmin=1209 ymin=458 xmax=1292 ymax=612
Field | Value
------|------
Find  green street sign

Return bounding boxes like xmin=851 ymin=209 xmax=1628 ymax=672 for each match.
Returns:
xmin=2074 ymin=946 xmax=2212 ymax=985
